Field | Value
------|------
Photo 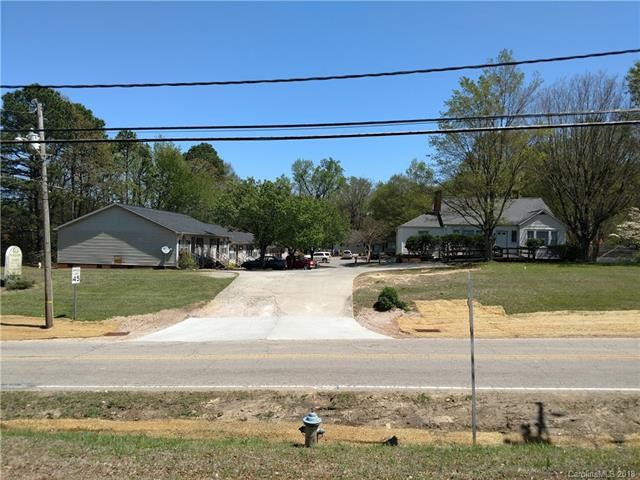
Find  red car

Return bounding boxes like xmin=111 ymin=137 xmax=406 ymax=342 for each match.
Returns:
xmin=291 ymin=256 xmax=318 ymax=269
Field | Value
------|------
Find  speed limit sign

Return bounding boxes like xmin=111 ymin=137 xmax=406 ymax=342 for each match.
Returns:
xmin=71 ymin=267 xmax=81 ymax=285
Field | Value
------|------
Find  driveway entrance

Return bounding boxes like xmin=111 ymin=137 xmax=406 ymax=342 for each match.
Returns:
xmin=137 ymin=263 xmax=398 ymax=341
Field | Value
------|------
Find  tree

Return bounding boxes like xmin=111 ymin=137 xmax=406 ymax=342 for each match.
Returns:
xmin=537 ymin=73 xmax=640 ymax=261
xmin=151 ymin=142 xmax=201 ymax=213
xmin=1 ymin=86 xmax=116 ymax=261
xmin=627 ymin=61 xmax=640 ymax=107
xmin=352 ymin=216 xmax=388 ymax=262
xmin=610 ymin=207 xmax=640 ymax=248
xmin=431 ymin=50 xmax=541 ymax=259
xmin=184 ymin=143 xmax=233 ymax=179
xmin=368 ymin=174 xmax=431 ymax=240
xmin=214 ymin=177 xmax=292 ymax=259
xmin=405 ymin=159 xmax=435 ymax=188
xmin=112 ymin=130 xmax=154 ymax=206
xmin=335 ymin=176 xmax=373 ymax=230
xmin=291 ymin=157 xmax=346 ymax=199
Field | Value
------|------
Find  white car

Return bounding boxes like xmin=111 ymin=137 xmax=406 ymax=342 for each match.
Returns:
xmin=312 ymin=251 xmax=331 ymax=263
xmin=341 ymin=250 xmax=353 ymax=259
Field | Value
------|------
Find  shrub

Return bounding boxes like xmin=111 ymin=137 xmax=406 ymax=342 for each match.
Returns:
xmin=374 ymin=286 xmax=408 ymax=312
xmin=4 ymin=276 xmax=35 ymax=290
xmin=526 ymin=238 xmax=545 ymax=248
xmin=177 ymin=250 xmax=198 ymax=270
xmin=405 ymin=234 xmax=435 ymax=256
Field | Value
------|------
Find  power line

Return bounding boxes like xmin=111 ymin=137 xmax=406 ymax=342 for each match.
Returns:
xmin=2 ymin=49 xmax=638 ymax=90
xmin=5 ymin=120 xmax=638 ymax=144
xmin=2 ymin=109 xmax=637 ymax=134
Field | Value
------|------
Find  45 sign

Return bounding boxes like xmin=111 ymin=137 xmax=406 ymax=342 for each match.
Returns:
xmin=71 ymin=267 xmax=81 ymax=285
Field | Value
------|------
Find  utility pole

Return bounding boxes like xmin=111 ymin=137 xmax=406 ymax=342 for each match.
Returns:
xmin=467 ymin=271 xmax=477 ymax=445
xmin=36 ymin=100 xmax=54 ymax=328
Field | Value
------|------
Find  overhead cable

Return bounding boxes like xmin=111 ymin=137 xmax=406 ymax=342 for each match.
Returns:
xmin=1 ymin=49 xmax=638 ymax=89
xmin=5 ymin=120 xmax=639 ymax=144
xmin=2 ymin=108 xmax=637 ymax=134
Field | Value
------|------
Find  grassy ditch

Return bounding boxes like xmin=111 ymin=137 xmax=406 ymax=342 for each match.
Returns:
xmin=2 ymin=428 xmax=638 ymax=480
xmin=354 ymin=263 xmax=640 ymax=315
xmin=1 ymin=267 xmax=234 ymax=321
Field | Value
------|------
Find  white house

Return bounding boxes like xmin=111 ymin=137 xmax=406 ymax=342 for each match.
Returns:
xmin=396 ymin=197 xmax=567 ymax=255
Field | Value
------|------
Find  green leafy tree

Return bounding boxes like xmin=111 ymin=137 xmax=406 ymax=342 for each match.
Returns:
xmin=214 ymin=177 xmax=292 ymax=259
xmin=405 ymin=159 xmax=435 ymax=188
xmin=431 ymin=50 xmax=541 ymax=259
xmin=279 ymin=195 xmax=348 ymax=260
xmin=368 ymin=174 xmax=431 ymax=240
xmin=151 ymin=142 xmax=201 ymax=213
xmin=291 ymin=157 xmax=346 ymax=199
xmin=184 ymin=143 xmax=234 ymax=179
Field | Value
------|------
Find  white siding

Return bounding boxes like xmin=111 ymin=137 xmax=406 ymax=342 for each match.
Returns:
xmin=519 ymin=213 xmax=566 ymax=246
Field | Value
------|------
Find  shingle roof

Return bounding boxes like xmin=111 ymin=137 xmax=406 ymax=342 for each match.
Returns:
xmin=120 ymin=204 xmax=229 ymax=236
xmin=399 ymin=198 xmax=555 ymax=228
xmin=226 ymin=230 xmax=254 ymax=244
xmin=56 ymin=203 xmax=254 ymax=243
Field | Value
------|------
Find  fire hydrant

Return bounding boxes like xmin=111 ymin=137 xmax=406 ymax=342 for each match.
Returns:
xmin=299 ymin=411 xmax=325 ymax=447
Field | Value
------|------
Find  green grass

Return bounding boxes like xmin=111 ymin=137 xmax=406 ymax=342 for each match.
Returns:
xmin=2 ymin=428 xmax=637 ymax=480
xmin=355 ymin=263 xmax=640 ymax=314
xmin=1 ymin=267 xmax=234 ymax=321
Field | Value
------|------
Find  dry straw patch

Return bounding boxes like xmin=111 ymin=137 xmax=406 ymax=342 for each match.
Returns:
xmin=0 ymin=316 xmax=120 ymax=341
xmin=400 ymin=300 xmax=640 ymax=338
xmin=3 ymin=418 xmax=638 ymax=448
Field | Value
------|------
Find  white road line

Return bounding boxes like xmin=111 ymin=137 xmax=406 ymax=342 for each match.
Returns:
xmin=7 ymin=385 xmax=640 ymax=392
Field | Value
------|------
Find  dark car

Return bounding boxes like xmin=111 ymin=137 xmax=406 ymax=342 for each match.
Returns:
xmin=291 ymin=256 xmax=318 ymax=270
xmin=241 ymin=256 xmax=287 ymax=270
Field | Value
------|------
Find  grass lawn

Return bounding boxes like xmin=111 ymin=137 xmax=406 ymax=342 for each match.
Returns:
xmin=1 ymin=267 xmax=234 ymax=321
xmin=2 ymin=428 xmax=638 ymax=480
xmin=354 ymin=263 xmax=640 ymax=314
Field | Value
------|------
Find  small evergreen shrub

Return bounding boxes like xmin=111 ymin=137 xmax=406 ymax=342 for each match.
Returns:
xmin=178 ymin=250 xmax=198 ymax=270
xmin=374 ymin=286 xmax=408 ymax=312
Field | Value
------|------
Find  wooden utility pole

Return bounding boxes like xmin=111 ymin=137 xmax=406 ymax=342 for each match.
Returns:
xmin=36 ymin=100 xmax=54 ymax=328
xmin=468 ymin=272 xmax=477 ymax=445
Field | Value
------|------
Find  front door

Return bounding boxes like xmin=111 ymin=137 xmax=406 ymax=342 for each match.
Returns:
xmin=495 ymin=231 xmax=508 ymax=248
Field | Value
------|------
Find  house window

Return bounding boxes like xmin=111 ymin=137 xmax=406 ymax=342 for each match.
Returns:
xmin=527 ymin=231 xmax=534 ymax=240
xmin=535 ymin=231 xmax=548 ymax=245
xmin=550 ymin=231 xmax=558 ymax=246
xmin=511 ymin=231 xmax=517 ymax=243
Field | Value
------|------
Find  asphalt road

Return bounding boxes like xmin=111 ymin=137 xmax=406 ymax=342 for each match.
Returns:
xmin=2 ymin=338 xmax=638 ymax=391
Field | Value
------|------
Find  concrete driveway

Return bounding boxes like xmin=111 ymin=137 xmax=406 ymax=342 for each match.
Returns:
xmin=138 ymin=261 xmax=427 ymax=342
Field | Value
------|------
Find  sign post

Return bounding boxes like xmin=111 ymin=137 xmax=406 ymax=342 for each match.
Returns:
xmin=467 ymin=271 xmax=477 ymax=446
xmin=71 ymin=267 xmax=81 ymax=320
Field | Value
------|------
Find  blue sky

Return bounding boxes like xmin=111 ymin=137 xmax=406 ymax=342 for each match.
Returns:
xmin=2 ymin=1 xmax=639 ymax=183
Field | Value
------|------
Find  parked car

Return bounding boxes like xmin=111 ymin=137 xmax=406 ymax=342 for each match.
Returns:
xmin=341 ymin=249 xmax=353 ymax=259
xmin=241 ymin=256 xmax=287 ymax=270
xmin=291 ymin=256 xmax=318 ymax=270
xmin=312 ymin=251 xmax=331 ymax=263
